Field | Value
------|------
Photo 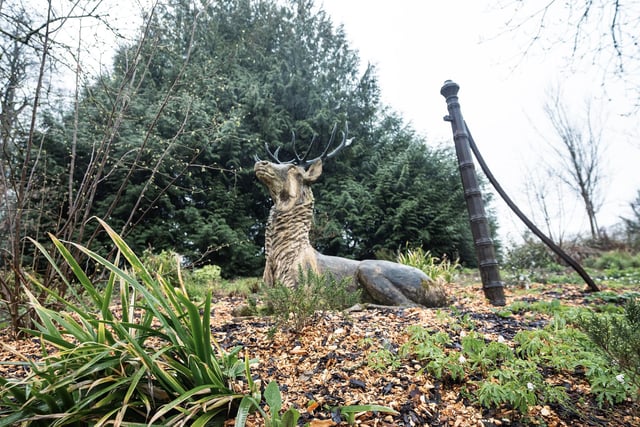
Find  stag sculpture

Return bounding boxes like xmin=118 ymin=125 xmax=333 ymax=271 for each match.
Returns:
xmin=254 ymin=126 xmax=447 ymax=307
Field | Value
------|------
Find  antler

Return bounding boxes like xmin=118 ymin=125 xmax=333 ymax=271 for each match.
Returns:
xmin=262 ymin=123 xmax=352 ymax=166
xmin=305 ymin=123 xmax=352 ymax=166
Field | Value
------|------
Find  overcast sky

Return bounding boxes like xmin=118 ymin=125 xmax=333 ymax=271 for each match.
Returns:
xmin=319 ymin=0 xmax=640 ymax=243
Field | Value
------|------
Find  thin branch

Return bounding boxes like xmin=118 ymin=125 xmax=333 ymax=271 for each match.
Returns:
xmin=610 ymin=0 xmax=623 ymax=72
xmin=68 ymin=20 xmax=81 ymax=213
xmin=572 ymin=0 xmax=593 ymax=57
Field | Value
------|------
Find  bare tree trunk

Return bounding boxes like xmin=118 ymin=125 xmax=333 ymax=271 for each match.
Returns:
xmin=543 ymin=88 xmax=605 ymax=241
xmin=0 ymin=0 xmax=139 ymax=335
xmin=8 ymin=1 xmax=53 ymax=334
xmin=524 ymin=167 xmax=567 ymax=246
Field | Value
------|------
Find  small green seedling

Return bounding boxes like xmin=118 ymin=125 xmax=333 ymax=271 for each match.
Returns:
xmin=337 ymin=404 xmax=399 ymax=425
xmin=235 ymin=378 xmax=300 ymax=427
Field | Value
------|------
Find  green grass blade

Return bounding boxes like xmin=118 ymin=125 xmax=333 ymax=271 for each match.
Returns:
xmin=0 ymin=411 xmax=31 ymax=427
xmin=35 ymin=234 xmax=105 ymax=310
xmin=190 ymin=412 xmax=220 ymax=427
xmin=201 ymin=291 xmax=213 ymax=357
xmin=120 ymin=274 xmax=132 ymax=325
xmin=148 ymin=386 xmax=239 ymax=424
xmin=115 ymin=366 xmax=149 ymax=422
xmin=101 ymin=263 xmax=116 ymax=322
xmin=175 ymin=291 xmax=206 ymax=359
xmin=92 ymin=217 xmax=155 ymax=285
xmin=235 ymin=396 xmax=260 ymax=427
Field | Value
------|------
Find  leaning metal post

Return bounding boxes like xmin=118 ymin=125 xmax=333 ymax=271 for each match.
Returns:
xmin=440 ymin=80 xmax=506 ymax=306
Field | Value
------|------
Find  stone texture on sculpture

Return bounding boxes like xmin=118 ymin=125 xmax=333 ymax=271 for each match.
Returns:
xmin=255 ymin=127 xmax=447 ymax=307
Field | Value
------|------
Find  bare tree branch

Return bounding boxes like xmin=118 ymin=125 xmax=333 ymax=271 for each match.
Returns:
xmin=0 ymin=0 xmax=134 ymax=334
xmin=542 ymin=87 xmax=606 ymax=240
xmin=498 ymin=0 xmax=640 ymax=105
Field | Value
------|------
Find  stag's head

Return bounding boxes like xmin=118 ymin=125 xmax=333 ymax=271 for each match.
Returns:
xmin=254 ymin=124 xmax=352 ymax=212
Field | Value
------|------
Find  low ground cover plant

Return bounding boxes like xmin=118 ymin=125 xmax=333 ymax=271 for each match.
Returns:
xmin=579 ymin=297 xmax=640 ymax=393
xmin=363 ymin=301 xmax=638 ymax=420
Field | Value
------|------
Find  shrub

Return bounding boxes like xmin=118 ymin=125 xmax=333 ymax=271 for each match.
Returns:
xmin=262 ymin=268 xmax=360 ymax=332
xmin=0 ymin=219 xmax=252 ymax=426
xmin=192 ymin=264 xmax=222 ymax=285
xmin=578 ymin=298 xmax=640 ymax=393
xmin=503 ymin=238 xmax=562 ymax=286
xmin=585 ymin=250 xmax=640 ymax=270
xmin=504 ymin=238 xmax=556 ymax=270
xmin=141 ymin=248 xmax=183 ymax=286
xmin=185 ymin=264 xmax=223 ymax=300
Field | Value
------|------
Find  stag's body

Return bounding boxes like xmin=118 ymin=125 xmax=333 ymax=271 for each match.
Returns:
xmin=255 ymin=131 xmax=447 ymax=307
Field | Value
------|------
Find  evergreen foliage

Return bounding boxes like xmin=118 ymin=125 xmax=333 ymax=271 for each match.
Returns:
xmin=579 ymin=298 xmax=640 ymax=392
xmin=24 ymin=0 xmax=491 ymax=279
xmin=262 ymin=268 xmax=361 ymax=332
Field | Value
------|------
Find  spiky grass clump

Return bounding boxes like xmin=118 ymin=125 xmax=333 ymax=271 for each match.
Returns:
xmin=0 ymin=218 xmax=252 ymax=426
xmin=397 ymin=247 xmax=459 ymax=286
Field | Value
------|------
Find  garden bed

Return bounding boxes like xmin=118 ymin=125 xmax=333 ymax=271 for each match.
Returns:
xmin=2 ymin=280 xmax=639 ymax=426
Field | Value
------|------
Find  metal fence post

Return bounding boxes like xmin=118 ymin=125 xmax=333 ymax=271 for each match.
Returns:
xmin=440 ymin=80 xmax=506 ymax=306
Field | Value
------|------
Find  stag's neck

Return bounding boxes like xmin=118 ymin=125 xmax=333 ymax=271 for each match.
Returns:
xmin=263 ymin=199 xmax=319 ymax=287
xmin=265 ymin=200 xmax=314 ymax=256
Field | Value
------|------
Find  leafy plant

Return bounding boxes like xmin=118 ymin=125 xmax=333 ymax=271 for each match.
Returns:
xmin=190 ymin=264 xmax=222 ymax=287
xmin=184 ymin=264 xmax=224 ymax=301
xmin=382 ymin=306 xmax=637 ymax=417
xmin=337 ymin=404 xmax=399 ymax=425
xmin=585 ymin=365 xmax=635 ymax=407
xmin=398 ymin=326 xmax=466 ymax=382
xmin=397 ymin=247 xmax=459 ymax=285
xmin=262 ymin=268 xmax=360 ymax=332
xmin=513 ymin=329 xmax=552 ymax=358
xmin=496 ymin=299 xmax=571 ymax=318
xmin=583 ymin=290 xmax=640 ymax=315
xmin=141 ymin=248 xmax=184 ymax=287
xmin=578 ymin=298 xmax=640 ymax=393
xmin=235 ymin=378 xmax=398 ymax=427
xmin=585 ymin=250 xmax=640 ymax=270
xmin=462 ymin=333 xmax=513 ymax=374
xmin=426 ymin=351 xmax=467 ymax=382
xmin=474 ymin=358 xmax=567 ymax=415
xmin=502 ymin=237 xmax=562 ymax=286
xmin=0 ymin=219 xmax=252 ymax=426
xmin=235 ymin=380 xmax=300 ymax=427
xmin=367 ymin=348 xmax=401 ymax=372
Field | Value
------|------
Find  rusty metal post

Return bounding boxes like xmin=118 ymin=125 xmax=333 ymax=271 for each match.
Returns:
xmin=440 ymin=80 xmax=506 ymax=306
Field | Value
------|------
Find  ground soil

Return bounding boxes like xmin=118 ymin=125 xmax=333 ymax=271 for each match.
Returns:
xmin=1 ymin=280 xmax=639 ymax=426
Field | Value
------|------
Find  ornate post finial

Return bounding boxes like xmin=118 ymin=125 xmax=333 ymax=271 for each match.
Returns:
xmin=440 ymin=80 xmax=460 ymax=98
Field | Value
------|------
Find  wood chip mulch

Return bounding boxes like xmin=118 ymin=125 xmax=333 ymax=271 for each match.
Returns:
xmin=211 ymin=282 xmax=640 ymax=427
xmin=2 ymin=281 xmax=639 ymax=426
